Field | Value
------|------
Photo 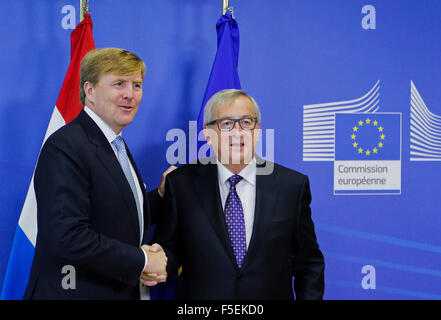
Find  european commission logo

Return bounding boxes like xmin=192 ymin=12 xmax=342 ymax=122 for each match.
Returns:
xmin=303 ymin=81 xmax=403 ymax=195
xmin=334 ymin=113 xmax=402 ymax=195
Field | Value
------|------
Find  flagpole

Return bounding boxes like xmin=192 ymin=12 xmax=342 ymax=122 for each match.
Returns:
xmin=223 ymin=0 xmax=235 ymax=18
xmin=222 ymin=0 xmax=229 ymax=15
xmin=80 ymin=0 xmax=90 ymax=22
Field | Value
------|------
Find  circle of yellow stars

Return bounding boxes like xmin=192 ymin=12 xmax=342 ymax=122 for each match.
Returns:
xmin=350 ymin=118 xmax=386 ymax=156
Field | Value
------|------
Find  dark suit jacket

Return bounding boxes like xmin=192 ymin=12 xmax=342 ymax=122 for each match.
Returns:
xmin=154 ymin=159 xmax=325 ymax=300
xmin=24 ymin=109 xmax=160 ymax=300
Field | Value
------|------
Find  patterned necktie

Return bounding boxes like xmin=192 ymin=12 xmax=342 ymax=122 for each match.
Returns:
xmin=224 ymin=174 xmax=247 ymax=268
xmin=112 ymin=136 xmax=142 ymax=238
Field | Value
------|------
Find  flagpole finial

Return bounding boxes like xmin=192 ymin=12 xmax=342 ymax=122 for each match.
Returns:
xmin=80 ymin=0 xmax=90 ymax=22
xmin=223 ymin=0 xmax=235 ymax=18
xmin=222 ymin=0 xmax=229 ymax=14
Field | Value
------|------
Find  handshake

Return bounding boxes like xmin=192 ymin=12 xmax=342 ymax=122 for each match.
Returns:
xmin=140 ymin=243 xmax=168 ymax=287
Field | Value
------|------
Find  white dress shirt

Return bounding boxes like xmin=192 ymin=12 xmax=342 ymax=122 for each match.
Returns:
xmin=217 ymin=158 xmax=256 ymax=249
xmin=84 ymin=106 xmax=149 ymax=299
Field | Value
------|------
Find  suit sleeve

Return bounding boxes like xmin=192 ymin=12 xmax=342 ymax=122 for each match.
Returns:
xmin=147 ymin=188 xmax=162 ymax=225
xmin=35 ymin=137 xmax=145 ymax=287
xmin=152 ymin=174 xmax=181 ymax=276
xmin=292 ymin=175 xmax=325 ymax=300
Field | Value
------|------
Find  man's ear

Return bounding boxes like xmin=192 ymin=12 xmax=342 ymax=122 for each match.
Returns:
xmin=203 ymin=126 xmax=212 ymax=145
xmin=83 ymin=81 xmax=95 ymax=104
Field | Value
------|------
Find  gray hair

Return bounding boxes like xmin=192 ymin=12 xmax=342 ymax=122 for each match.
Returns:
xmin=203 ymin=89 xmax=261 ymax=125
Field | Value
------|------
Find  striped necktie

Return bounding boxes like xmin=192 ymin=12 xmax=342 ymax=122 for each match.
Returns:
xmin=112 ymin=136 xmax=142 ymax=238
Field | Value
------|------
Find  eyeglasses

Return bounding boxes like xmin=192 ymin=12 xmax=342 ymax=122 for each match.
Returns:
xmin=206 ymin=117 xmax=258 ymax=132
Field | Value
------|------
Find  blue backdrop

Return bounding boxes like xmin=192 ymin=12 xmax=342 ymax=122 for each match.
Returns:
xmin=1 ymin=0 xmax=440 ymax=299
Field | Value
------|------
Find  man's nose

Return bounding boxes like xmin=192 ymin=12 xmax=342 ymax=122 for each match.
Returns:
xmin=232 ymin=120 xmax=243 ymax=132
xmin=122 ymin=83 xmax=133 ymax=99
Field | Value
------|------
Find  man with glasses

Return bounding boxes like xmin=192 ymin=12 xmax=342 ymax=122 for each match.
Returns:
xmin=153 ymin=89 xmax=325 ymax=299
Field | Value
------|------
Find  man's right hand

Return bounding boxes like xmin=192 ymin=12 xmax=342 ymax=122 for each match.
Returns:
xmin=158 ymin=165 xmax=178 ymax=198
xmin=140 ymin=243 xmax=168 ymax=286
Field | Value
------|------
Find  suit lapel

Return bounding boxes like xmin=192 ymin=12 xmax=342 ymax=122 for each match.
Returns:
xmin=191 ymin=159 xmax=280 ymax=271
xmin=191 ymin=162 xmax=237 ymax=266
xmin=241 ymin=160 xmax=279 ymax=269
xmin=78 ymin=110 xmax=141 ymax=242
xmin=126 ymin=146 xmax=149 ymax=228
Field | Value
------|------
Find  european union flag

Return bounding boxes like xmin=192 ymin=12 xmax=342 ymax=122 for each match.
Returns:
xmin=335 ymin=113 xmax=401 ymax=161
xmin=190 ymin=10 xmax=241 ymax=162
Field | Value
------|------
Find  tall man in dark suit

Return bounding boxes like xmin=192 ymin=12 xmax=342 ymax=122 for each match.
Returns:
xmin=24 ymin=48 xmax=168 ymax=299
xmin=154 ymin=89 xmax=325 ymax=299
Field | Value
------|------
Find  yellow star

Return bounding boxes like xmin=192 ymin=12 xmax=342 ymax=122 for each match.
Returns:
xmin=358 ymin=148 xmax=363 ymax=154
xmin=373 ymin=148 xmax=378 ymax=153
xmin=353 ymin=126 xmax=358 ymax=132
xmin=351 ymin=134 xmax=356 ymax=140
xmin=378 ymin=126 xmax=384 ymax=132
xmin=365 ymin=150 xmax=371 ymax=156
xmin=352 ymin=142 xmax=358 ymax=148
xmin=373 ymin=120 xmax=378 ymax=126
xmin=358 ymin=120 xmax=364 ymax=126
xmin=380 ymin=134 xmax=385 ymax=140
xmin=378 ymin=142 xmax=384 ymax=148
xmin=366 ymin=118 xmax=371 ymax=124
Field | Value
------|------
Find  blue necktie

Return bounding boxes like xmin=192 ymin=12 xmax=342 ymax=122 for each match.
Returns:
xmin=224 ymin=174 xmax=247 ymax=268
xmin=112 ymin=136 xmax=142 ymax=238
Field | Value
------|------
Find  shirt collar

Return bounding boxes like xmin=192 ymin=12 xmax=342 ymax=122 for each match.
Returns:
xmin=84 ymin=105 xmax=122 ymax=144
xmin=216 ymin=157 xmax=256 ymax=186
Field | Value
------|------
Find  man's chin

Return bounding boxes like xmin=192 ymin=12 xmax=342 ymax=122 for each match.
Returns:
xmin=217 ymin=146 xmax=254 ymax=165
xmin=116 ymin=117 xmax=135 ymax=128
xmin=223 ymin=155 xmax=253 ymax=166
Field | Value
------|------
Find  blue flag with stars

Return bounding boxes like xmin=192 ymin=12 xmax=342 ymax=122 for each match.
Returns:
xmin=335 ymin=113 xmax=401 ymax=161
